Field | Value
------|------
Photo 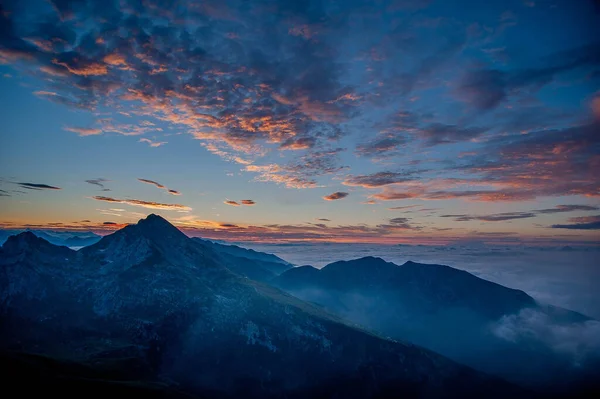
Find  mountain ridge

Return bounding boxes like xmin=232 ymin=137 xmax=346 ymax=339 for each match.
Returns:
xmin=0 ymin=214 xmax=525 ymax=398
xmin=273 ymin=256 xmax=598 ymax=392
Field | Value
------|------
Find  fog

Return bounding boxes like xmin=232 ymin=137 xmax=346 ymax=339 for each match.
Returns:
xmin=240 ymin=243 xmax=600 ymax=319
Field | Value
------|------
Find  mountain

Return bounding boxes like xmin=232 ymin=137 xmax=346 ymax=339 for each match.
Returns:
xmin=192 ymin=237 xmax=292 ymax=282
xmin=274 ymin=257 xmax=600 ymax=394
xmin=0 ymin=229 xmax=102 ymax=247
xmin=0 ymin=215 xmax=524 ymax=398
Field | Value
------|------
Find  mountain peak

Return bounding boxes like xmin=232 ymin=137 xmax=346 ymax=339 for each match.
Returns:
xmin=134 ymin=213 xmax=189 ymax=241
xmin=4 ymin=231 xmax=49 ymax=248
xmin=137 ymin=213 xmax=173 ymax=229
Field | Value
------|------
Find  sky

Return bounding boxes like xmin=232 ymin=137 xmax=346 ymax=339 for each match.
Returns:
xmin=0 ymin=0 xmax=599 ymax=244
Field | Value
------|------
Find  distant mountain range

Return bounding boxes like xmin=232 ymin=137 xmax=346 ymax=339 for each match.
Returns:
xmin=0 ymin=229 xmax=102 ymax=247
xmin=0 ymin=215 xmax=525 ymax=398
xmin=273 ymin=257 xmax=600 ymax=394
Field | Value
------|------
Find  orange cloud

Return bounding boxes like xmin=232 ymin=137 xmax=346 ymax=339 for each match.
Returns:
xmin=52 ymin=59 xmax=108 ymax=76
xmin=323 ymin=192 xmax=349 ymax=201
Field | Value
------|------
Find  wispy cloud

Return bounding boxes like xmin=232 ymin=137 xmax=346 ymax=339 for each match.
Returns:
xmin=241 ymin=200 xmax=256 ymax=205
xmin=64 ymin=126 xmax=102 ymax=136
xmin=536 ymin=205 xmax=599 ymax=214
xmin=441 ymin=212 xmax=536 ymax=222
xmin=85 ymin=178 xmax=110 ymax=191
xmin=388 ymin=205 xmax=421 ymax=210
xmin=224 ymin=200 xmax=240 ymax=206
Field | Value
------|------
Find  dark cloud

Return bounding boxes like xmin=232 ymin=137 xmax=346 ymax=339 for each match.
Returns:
xmin=317 ymin=218 xmax=331 ymax=221
xmin=390 ymin=217 xmax=410 ymax=224
xmin=441 ymin=212 xmax=536 ymax=222
xmin=344 ymin=171 xmax=415 ymax=188
xmin=457 ymin=42 xmax=600 ymax=110
xmin=138 ymin=178 xmax=165 ymax=189
xmin=535 ymin=205 xmax=599 ymax=214
xmin=103 ymin=221 xmax=117 ymax=225
xmin=219 ymin=223 xmax=241 ymax=228
xmin=224 ymin=200 xmax=240 ymax=206
xmin=0 ymin=189 xmax=10 ymax=197
xmin=16 ymin=182 xmax=61 ymax=190
xmin=551 ymin=215 xmax=600 ymax=230
xmin=85 ymin=178 xmax=110 ymax=191
xmin=323 ymin=192 xmax=349 ymax=201
xmin=241 ymin=200 xmax=256 ymax=205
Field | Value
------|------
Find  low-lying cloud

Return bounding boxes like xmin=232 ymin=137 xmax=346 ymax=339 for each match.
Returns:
xmin=491 ymin=308 xmax=600 ymax=366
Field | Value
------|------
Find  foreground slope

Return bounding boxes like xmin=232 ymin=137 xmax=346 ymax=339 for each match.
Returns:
xmin=0 ymin=215 xmax=522 ymax=398
xmin=274 ymin=257 xmax=600 ymax=393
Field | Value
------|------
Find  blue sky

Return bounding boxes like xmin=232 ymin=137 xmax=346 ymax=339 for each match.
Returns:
xmin=0 ymin=0 xmax=599 ymax=244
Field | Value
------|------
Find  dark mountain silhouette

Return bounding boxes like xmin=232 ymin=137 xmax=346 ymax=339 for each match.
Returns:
xmin=274 ymin=257 xmax=600 ymax=394
xmin=0 ymin=215 xmax=524 ymax=399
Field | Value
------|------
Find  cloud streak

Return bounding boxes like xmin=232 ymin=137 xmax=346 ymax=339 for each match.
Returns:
xmin=138 ymin=178 xmax=181 ymax=196
xmin=91 ymin=196 xmax=191 ymax=211
xmin=16 ymin=182 xmax=61 ymax=190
